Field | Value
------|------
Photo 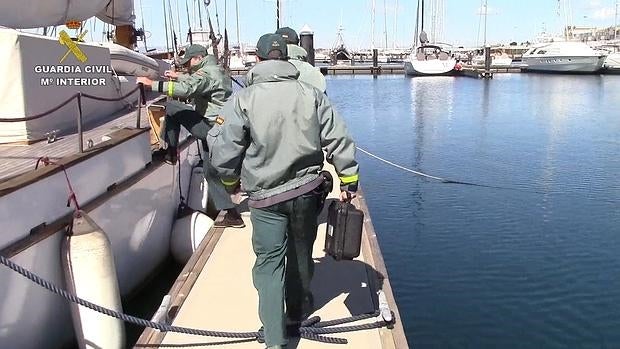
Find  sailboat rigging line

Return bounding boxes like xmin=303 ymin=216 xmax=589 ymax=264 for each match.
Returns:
xmin=214 ymin=0 xmax=221 ymax=34
xmin=231 ymin=76 xmax=244 ymax=88
xmin=355 ymin=146 xmax=543 ymax=194
xmin=197 ymin=0 xmax=204 ymax=28
xmin=186 ymin=0 xmax=193 ymax=44
xmin=163 ymin=0 xmax=171 ymax=54
xmin=235 ymin=0 xmax=241 ymax=47
xmin=139 ymin=0 xmax=148 ymax=51
xmin=167 ymin=0 xmax=180 ymax=57
xmin=175 ymin=0 xmax=183 ymax=46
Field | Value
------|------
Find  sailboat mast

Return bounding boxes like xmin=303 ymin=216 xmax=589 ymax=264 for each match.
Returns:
xmin=421 ymin=0 xmax=425 ymax=33
xmin=198 ymin=0 xmax=204 ymax=28
xmin=276 ymin=0 xmax=281 ymax=29
xmin=175 ymin=0 xmax=182 ymax=45
xmin=186 ymin=0 xmax=193 ymax=44
xmin=163 ymin=0 xmax=171 ymax=54
xmin=615 ymin=0 xmax=618 ymax=40
xmin=383 ymin=0 xmax=388 ymax=49
xmin=483 ymin=0 xmax=488 ymax=46
xmin=413 ymin=0 xmax=420 ymax=47
xmin=394 ymin=0 xmax=398 ymax=48
xmin=371 ymin=0 xmax=376 ymax=49
xmin=235 ymin=0 xmax=241 ymax=47
xmin=140 ymin=0 xmax=148 ymax=50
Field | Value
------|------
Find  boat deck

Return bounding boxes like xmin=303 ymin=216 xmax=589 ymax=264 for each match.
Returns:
xmin=136 ymin=165 xmax=408 ymax=348
xmin=0 ymin=92 xmax=161 ymax=183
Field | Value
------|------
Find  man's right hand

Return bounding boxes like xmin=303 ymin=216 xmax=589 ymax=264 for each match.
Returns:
xmin=164 ymin=70 xmax=179 ymax=79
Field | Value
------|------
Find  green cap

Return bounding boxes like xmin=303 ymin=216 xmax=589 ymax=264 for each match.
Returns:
xmin=256 ymin=33 xmax=288 ymax=59
xmin=178 ymin=44 xmax=207 ymax=65
xmin=275 ymin=27 xmax=299 ymax=44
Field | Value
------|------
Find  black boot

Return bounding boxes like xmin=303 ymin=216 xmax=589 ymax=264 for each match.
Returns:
xmin=214 ymin=208 xmax=245 ymax=228
xmin=165 ymin=146 xmax=178 ymax=165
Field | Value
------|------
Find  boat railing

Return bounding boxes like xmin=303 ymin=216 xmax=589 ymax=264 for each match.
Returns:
xmin=0 ymin=84 xmax=146 ymax=153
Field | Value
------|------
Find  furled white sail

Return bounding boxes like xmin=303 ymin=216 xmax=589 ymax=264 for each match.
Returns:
xmin=0 ymin=0 xmax=134 ymax=29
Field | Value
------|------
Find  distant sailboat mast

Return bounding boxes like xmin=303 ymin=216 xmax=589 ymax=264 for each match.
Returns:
xmin=235 ymin=0 xmax=241 ymax=47
xmin=383 ymin=0 xmax=388 ymax=50
xmin=483 ymin=0 xmax=488 ymax=46
xmin=615 ymin=0 xmax=618 ymax=40
xmin=393 ymin=0 xmax=399 ymax=48
xmin=276 ymin=0 xmax=281 ymax=29
xmin=413 ymin=0 xmax=420 ymax=47
xmin=371 ymin=0 xmax=376 ymax=49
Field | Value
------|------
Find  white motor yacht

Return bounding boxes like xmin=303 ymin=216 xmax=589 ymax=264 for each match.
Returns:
xmin=522 ymin=41 xmax=607 ymax=73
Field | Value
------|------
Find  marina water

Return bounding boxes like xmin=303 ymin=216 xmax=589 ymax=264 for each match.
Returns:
xmin=327 ymin=74 xmax=620 ymax=348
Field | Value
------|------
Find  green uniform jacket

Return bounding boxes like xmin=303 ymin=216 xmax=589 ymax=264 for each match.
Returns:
xmin=151 ymin=55 xmax=232 ymax=121
xmin=287 ymin=44 xmax=327 ymax=93
xmin=207 ymin=60 xmax=359 ymax=201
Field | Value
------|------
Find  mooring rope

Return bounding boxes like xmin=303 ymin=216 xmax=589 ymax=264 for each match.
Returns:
xmin=356 ymin=146 xmax=543 ymax=194
xmin=0 ymin=254 xmax=394 ymax=345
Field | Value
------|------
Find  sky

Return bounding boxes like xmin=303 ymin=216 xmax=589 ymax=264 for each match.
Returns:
xmin=93 ymin=0 xmax=619 ymax=50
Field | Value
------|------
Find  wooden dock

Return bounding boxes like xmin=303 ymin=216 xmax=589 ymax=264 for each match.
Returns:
xmin=136 ymin=165 xmax=409 ymax=348
xmin=230 ymin=65 xmax=404 ymax=76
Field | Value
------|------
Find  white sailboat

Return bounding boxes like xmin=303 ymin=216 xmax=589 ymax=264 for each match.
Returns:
xmin=0 ymin=1 xmax=210 ymax=348
xmin=404 ymin=0 xmax=457 ymax=76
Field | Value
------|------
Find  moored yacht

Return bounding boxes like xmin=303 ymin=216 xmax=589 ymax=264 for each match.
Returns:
xmin=521 ymin=41 xmax=607 ymax=73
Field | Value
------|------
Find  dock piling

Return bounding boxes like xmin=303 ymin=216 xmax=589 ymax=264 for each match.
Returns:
xmin=483 ymin=45 xmax=493 ymax=79
xmin=372 ymin=48 xmax=379 ymax=77
xmin=299 ymin=25 xmax=315 ymax=66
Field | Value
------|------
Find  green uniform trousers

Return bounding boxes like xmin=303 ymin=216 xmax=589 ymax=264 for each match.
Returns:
xmin=163 ymin=101 xmax=235 ymax=211
xmin=249 ymin=192 xmax=321 ymax=347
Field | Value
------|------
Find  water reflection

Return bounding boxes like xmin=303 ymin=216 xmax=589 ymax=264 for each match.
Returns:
xmin=326 ymin=74 xmax=620 ymax=349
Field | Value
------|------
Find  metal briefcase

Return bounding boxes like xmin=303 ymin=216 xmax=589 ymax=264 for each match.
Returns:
xmin=324 ymin=200 xmax=364 ymax=261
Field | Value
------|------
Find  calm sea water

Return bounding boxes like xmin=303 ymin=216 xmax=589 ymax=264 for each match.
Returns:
xmin=327 ymin=74 xmax=620 ymax=348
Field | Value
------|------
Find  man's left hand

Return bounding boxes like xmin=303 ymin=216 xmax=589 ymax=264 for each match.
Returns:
xmin=136 ymin=76 xmax=153 ymax=86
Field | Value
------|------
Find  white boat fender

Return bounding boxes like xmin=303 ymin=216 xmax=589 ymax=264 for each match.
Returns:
xmin=170 ymin=209 xmax=214 ymax=265
xmin=171 ymin=164 xmax=212 ymax=264
xmin=187 ymin=165 xmax=209 ymax=212
xmin=62 ymin=211 xmax=125 ymax=349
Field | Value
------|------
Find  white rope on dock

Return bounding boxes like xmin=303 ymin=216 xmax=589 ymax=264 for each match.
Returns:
xmin=355 ymin=146 xmax=446 ymax=182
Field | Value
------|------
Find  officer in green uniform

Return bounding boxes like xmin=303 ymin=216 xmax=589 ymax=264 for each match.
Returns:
xmin=275 ymin=27 xmax=327 ymax=93
xmin=207 ymin=34 xmax=359 ymax=349
xmin=137 ymin=44 xmax=244 ymax=228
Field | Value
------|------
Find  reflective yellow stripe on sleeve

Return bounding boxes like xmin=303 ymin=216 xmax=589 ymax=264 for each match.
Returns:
xmin=339 ymin=173 xmax=359 ymax=184
xmin=221 ymin=178 xmax=239 ymax=186
xmin=167 ymin=82 xmax=175 ymax=97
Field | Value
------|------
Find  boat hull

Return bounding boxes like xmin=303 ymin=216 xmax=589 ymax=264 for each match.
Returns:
xmin=522 ymin=55 xmax=606 ymax=73
xmin=0 ymin=132 xmax=200 ymax=349
xmin=404 ymin=59 xmax=456 ymax=76
xmin=604 ymin=52 xmax=620 ymax=69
